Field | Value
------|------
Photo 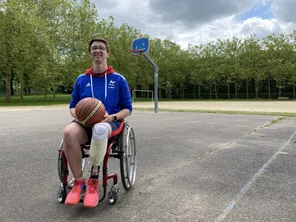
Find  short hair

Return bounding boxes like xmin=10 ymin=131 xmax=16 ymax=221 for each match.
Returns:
xmin=89 ymin=37 xmax=109 ymax=53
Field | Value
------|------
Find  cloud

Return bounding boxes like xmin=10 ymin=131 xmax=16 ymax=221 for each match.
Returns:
xmin=91 ymin=0 xmax=296 ymax=49
xmin=147 ymin=0 xmax=259 ymax=27
xmin=93 ymin=0 xmax=117 ymax=9
xmin=175 ymin=16 xmax=292 ymax=48
xmin=240 ymin=17 xmax=282 ymax=38
xmin=93 ymin=0 xmax=148 ymax=31
xmin=271 ymin=0 xmax=296 ymax=23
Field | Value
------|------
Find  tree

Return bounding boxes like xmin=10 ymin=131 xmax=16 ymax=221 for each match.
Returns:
xmin=240 ymin=34 xmax=262 ymax=99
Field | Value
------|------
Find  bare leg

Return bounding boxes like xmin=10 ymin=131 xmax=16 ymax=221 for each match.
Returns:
xmin=63 ymin=122 xmax=88 ymax=180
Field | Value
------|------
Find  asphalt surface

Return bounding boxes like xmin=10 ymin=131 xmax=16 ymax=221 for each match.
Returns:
xmin=1 ymin=109 xmax=296 ymax=222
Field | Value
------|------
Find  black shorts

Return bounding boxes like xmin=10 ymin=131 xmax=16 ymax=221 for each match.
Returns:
xmin=72 ymin=119 xmax=123 ymax=144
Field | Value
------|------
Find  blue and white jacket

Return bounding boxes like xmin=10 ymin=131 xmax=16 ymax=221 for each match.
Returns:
xmin=70 ymin=66 xmax=132 ymax=115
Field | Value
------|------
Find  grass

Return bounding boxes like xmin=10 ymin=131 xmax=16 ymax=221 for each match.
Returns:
xmin=269 ymin=117 xmax=287 ymax=124
xmin=0 ymin=94 xmax=71 ymax=106
xmin=245 ymin=117 xmax=287 ymax=135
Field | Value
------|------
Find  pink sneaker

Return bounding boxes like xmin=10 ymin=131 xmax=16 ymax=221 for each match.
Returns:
xmin=83 ymin=178 xmax=99 ymax=208
xmin=65 ymin=179 xmax=85 ymax=205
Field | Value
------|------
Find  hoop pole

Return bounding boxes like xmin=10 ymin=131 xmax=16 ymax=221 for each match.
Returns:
xmin=143 ymin=54 xmax=158 ymax=113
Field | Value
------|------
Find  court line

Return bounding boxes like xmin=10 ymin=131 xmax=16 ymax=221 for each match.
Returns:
xmin=215 ymin=130 xmax=296 ymax=222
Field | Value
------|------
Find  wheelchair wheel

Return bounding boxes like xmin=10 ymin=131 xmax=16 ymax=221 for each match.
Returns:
xmin=57 ymin=139 xmax=65 ymax=183
xmin=120 ymin=124 xmax=137 ymax=191
xmin=57 ymin=139 xmax=88 ymax=203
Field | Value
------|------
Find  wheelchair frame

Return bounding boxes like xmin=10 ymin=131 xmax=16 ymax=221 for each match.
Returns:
xmin=57 ymin=121 xmax=136 ymax=205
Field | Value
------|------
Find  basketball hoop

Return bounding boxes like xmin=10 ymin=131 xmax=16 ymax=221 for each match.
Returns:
xmin=130 ymin=36 xmax=159 ymax=113
xmin=130 ymin=49 xmax=143 ymax=56
xmin=130 ymin=37 xmax=149 ymax=56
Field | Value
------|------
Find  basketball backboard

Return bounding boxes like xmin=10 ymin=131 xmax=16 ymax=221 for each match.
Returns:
xmin=131 ymin=37 xmax=149 ymax=55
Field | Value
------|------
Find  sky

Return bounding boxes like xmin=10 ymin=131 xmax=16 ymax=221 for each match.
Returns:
xmin=91 ymin=0 xmax=296 ymax=49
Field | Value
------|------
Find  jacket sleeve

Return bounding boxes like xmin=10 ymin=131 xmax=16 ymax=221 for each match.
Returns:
xmin=69 ymin=78 xmax=80 ymax=109
xmin=119 ymin=77 xmax=132 ymax=114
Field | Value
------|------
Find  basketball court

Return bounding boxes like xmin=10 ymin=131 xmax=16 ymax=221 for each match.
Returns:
xmin=1 ymin=104 xmax=296 ymax=221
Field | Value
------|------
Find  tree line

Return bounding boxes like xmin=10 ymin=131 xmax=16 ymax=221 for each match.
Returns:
xmin=1 ymin=0 xmax=296 ymax=102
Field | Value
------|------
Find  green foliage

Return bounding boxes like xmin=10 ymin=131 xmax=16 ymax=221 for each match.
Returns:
xmin=1 ymin=0 xmax=296 ymax=101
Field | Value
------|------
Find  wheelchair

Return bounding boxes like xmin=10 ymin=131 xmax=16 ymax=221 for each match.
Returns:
xmin=57 ymin=120 xmax=136 ymax=205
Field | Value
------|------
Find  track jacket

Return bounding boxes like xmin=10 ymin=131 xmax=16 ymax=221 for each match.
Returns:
xmin=70 ymin=66 xmax=132 ymax=115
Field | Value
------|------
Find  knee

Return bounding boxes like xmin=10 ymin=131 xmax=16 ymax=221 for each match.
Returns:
xmin=63 ymin=123 xmax=79 ymax=142
xmin=92 ymin=123 xmax=111 ymax=142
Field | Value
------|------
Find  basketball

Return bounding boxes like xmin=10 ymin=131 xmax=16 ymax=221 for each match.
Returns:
xmin=75 ymin=97 xmax=106 ymax=127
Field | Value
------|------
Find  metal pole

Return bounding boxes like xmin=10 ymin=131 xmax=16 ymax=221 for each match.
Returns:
xmin=143 ymin=54 xmax=158 ymax=113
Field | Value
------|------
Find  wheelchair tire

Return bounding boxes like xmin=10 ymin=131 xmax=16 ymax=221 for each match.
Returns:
xmin=57 ymin=139 xmax=88 ymax=189
xmin=57 ymin=139 xmax=64 ymax=183
xmin=120 ymin=123 xmax=137 ymax=191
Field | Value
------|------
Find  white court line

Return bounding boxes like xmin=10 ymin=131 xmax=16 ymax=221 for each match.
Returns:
xmin=215 ymin=130 xmax=296 ymax=222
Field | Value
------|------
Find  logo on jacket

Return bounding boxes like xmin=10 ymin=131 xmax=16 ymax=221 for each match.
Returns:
xmin=108 ymin=80 xmax=116 ymax=89
xmin=85 ymin=83 xmax=91 ymax=87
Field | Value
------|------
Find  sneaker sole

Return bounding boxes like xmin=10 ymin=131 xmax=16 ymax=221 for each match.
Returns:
xmin=65 ymin=200 xmax=80 ymax=205
xmin=83 ymin=201 xmax=99 ymax=208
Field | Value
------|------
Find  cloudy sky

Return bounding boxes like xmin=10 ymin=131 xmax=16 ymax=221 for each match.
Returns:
xmin=91 ymin=0 xmax=296 ymax=48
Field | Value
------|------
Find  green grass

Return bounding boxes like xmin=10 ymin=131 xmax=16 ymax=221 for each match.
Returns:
xmin=0 ymin=94 xmax=71 ymax=106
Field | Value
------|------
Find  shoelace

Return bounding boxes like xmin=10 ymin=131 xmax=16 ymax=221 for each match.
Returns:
xmin=72 ymin=182 xmax=83 ymax=193
xmin=88 ymin=181 xmax=98 ymax=193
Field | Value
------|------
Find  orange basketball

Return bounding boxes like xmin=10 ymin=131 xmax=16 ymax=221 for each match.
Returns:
xmin=75 ymin=97 xmax=106 ymax=127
